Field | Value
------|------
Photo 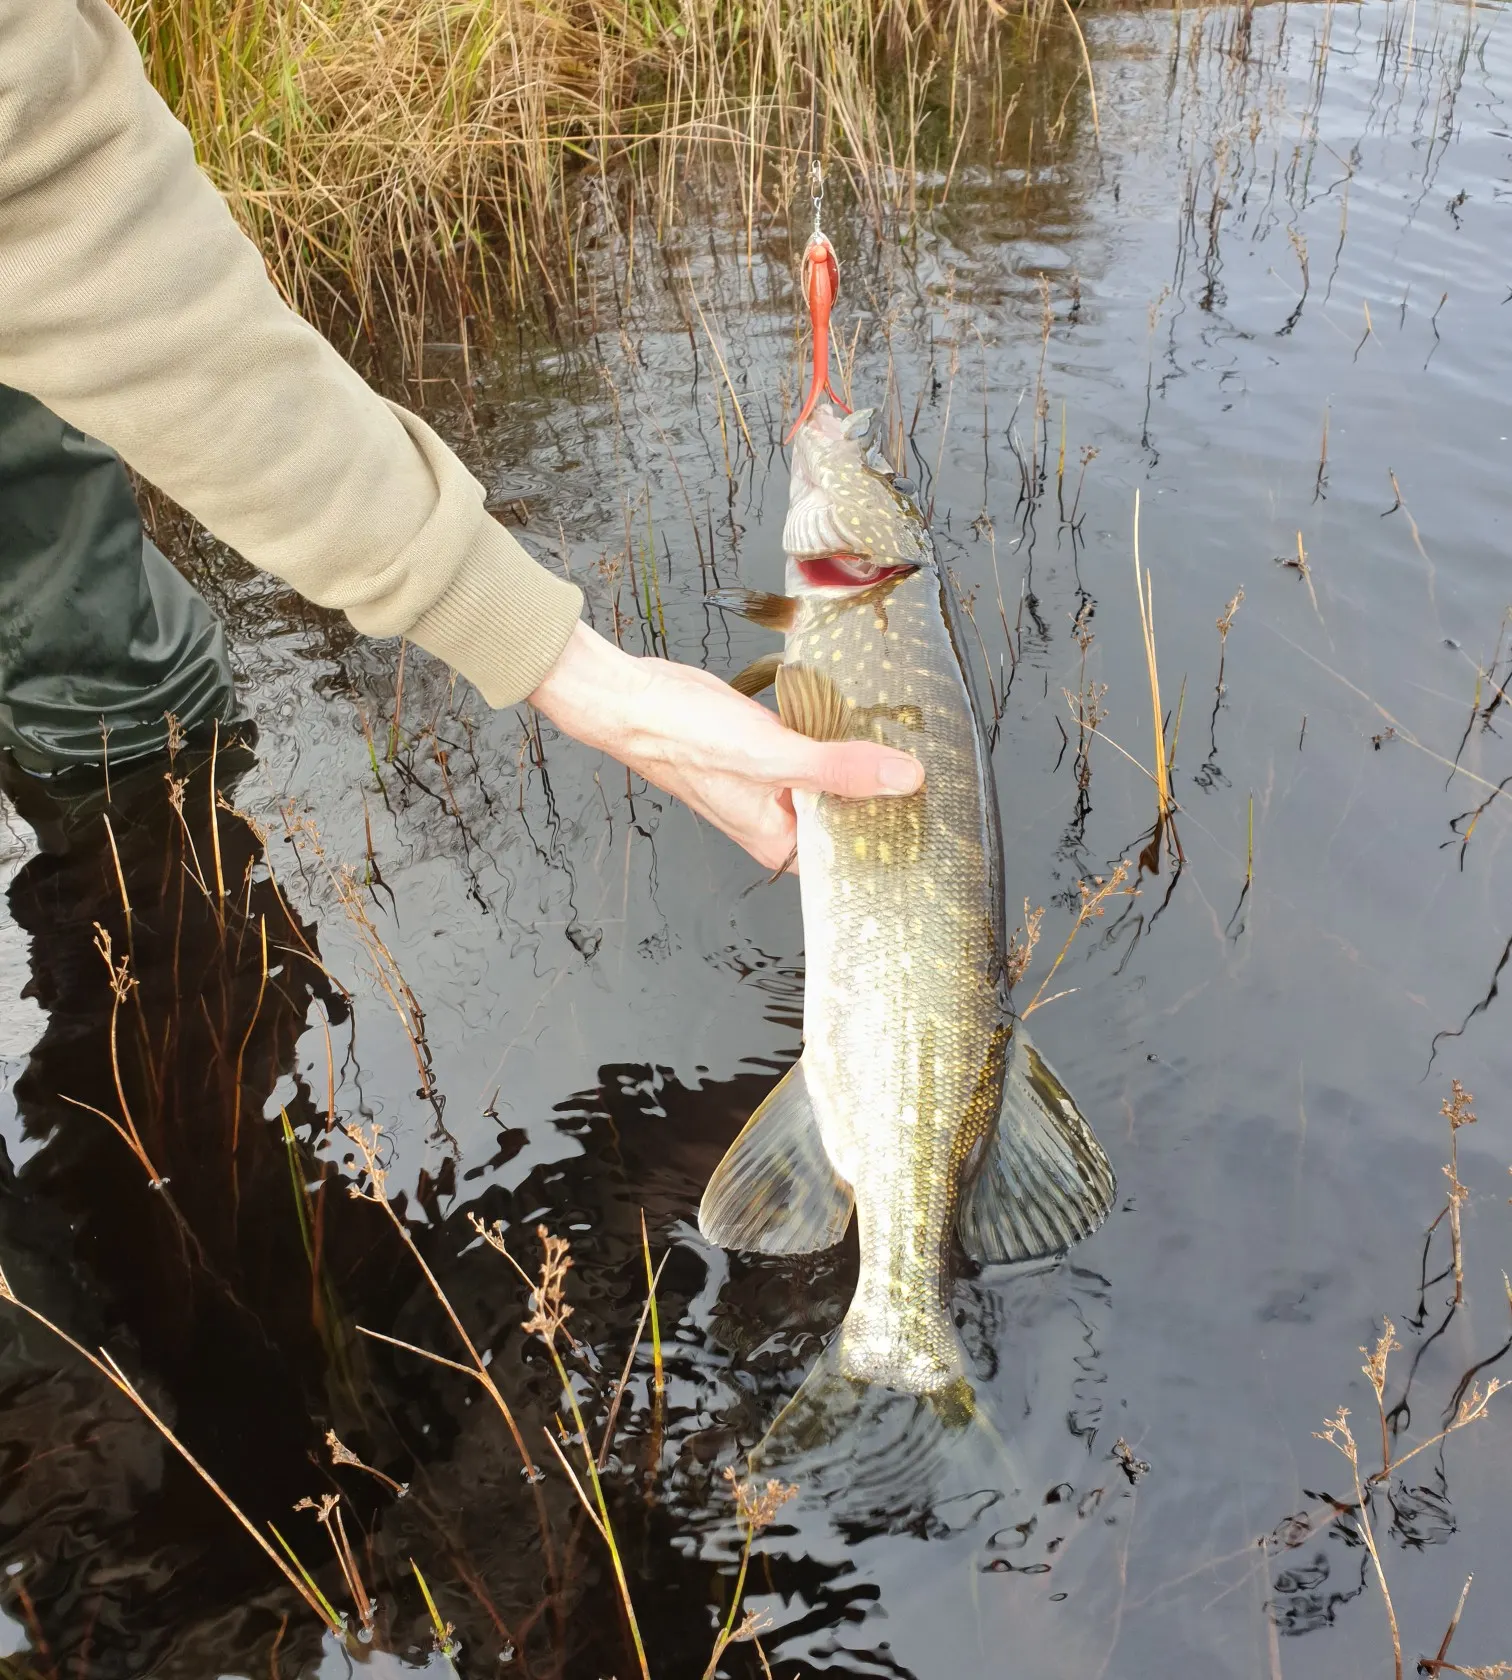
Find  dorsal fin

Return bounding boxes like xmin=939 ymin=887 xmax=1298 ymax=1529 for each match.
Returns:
xmin=958 ymin=1026 xmax=1116 ymax=1264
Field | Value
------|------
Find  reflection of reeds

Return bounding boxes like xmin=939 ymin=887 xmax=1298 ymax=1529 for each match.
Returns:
xmin=281 ymin=807 xmax=438 ymax=1104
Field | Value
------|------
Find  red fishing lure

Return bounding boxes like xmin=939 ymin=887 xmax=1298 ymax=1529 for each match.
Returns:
xmin=785 ymin=231 xmax=852 ymax=443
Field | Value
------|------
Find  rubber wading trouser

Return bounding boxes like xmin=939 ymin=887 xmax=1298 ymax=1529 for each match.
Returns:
xmin=0 ymin=383 xmax=237 ymax=774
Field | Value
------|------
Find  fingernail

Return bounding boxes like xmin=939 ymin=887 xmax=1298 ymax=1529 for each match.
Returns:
xmin=877 ymin=756 xmax=924 ymax=794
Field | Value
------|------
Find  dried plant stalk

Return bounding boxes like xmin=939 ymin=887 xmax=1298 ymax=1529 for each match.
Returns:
xmin=0 ymin=1264 xmax=339 ymax=1632
xmin=1022 ymin=862 xmax=1134 ymax=1018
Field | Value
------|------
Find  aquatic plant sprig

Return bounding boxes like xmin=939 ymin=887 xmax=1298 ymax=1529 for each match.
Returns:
xmin=1017 ymin=861 xmax=1136 ymax=1019
xmin=294 ymin=1493 xmax=375 ymax=1636
xmin=1435 ymin=1080 xmax=1477 ymax=1306
xmin=327 ymin=1428 xmax=409 ymax=1499
xmin=57 ymin=925 xmax=166 ymax=1190
xmin=1316 ymin=1373 xmax=1504 ymax=1680
xmin=702 ymin=1468 xmax=796 ymax=1680
xmin=1132 ymin=490 xmax=1177 ymax=824
xmin=473 ymin=1218 xmax=652 ymax=1680
xmin=411 ymin=1558 xmax=462 ymax=1673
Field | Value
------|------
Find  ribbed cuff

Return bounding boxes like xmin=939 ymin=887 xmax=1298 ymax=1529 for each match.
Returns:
xmin=406 ymin=519 xmax=583 ymax=707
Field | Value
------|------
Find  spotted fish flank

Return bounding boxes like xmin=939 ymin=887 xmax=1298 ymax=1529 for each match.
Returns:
xmin=701 ymin=401 xmax=1116 ymax=1415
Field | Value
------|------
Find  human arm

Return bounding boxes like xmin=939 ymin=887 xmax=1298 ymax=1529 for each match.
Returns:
xmin=0 ymin=0 xmax=581 ymax=703
xmin=0 ymin=0 xmax=921 ymax=865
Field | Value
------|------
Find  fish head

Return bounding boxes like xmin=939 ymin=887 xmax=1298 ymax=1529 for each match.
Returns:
xmin=784 ymin=402 xmax=933 ymax=595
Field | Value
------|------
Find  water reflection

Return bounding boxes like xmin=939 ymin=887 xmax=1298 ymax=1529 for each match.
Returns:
xmin=0 ymin=737 xmax=347 ymax=1669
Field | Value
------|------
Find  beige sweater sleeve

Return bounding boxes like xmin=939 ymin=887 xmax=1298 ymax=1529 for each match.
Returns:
xmin=0 ymin=0 xmax=582 ymax=707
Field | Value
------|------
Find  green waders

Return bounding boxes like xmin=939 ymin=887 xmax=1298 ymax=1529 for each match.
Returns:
xmin=0 ymin=384 xmax=237 ymax=774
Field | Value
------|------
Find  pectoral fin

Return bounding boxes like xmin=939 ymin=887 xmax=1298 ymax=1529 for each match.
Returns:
xmin=729 ymin=651 xmax=784 ymax=698
xmin=958 ymin=1027 xmax=1116 ymax=1264
xmin=775 ymin=664 xmax=855 ymax=742
xmin=698 ymin=1060 xmax=853 ymax=1253
xmin=706 ymin=589 xmax=797 ymax=632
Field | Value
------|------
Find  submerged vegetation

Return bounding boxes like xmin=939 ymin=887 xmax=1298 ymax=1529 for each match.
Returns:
xmin=121 ymin=0 xmax=1094 ymax=356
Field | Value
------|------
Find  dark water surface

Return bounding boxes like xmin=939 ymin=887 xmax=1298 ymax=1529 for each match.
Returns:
xmin=2 ymin=3 xmax=1511 ymax=1674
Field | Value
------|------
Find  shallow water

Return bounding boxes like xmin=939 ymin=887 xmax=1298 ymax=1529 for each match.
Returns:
xmin=2 ymin=2 xmax=1511 ymax=1674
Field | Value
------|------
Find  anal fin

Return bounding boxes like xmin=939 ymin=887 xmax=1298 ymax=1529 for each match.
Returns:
xmin=698 ymin=1059 xmax=853 ymax=1254
xmin=958 ymin=1026 xmax=1116 ymax=1264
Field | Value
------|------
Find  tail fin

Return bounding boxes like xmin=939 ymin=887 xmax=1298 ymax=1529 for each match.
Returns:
xmin=957 ymin=1024 xmax=1116 ymax=1265
xmin=752 ymin=1334 xmax=975 ymax=1519
xmin=834 ymin=1283 xmax=970 ymax=1399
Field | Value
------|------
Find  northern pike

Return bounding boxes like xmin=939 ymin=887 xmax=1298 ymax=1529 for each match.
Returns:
xmin=698 ymin=237 xmax=1115 ymax=1414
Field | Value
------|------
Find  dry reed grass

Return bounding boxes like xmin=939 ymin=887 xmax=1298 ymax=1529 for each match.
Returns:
xmin=1005 ymin=860 xmax=1135 ymax=1018
xmin=119 ymin=0 xmax=1096 ymax=359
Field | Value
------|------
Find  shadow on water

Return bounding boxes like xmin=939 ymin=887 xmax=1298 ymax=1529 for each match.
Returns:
xmin=3 ymin=0 xmax=1512 ymax=1673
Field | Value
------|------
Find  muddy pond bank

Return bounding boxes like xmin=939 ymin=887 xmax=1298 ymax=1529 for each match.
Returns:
xmin=1 ymin=2 xmax=1511 ymax=1674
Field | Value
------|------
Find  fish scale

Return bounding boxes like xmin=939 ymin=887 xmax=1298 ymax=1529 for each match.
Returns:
xmin=789 ymin=567 xmax=1006 ymax=1391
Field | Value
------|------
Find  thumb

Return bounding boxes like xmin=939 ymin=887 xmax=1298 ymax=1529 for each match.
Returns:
xmin=788 ymin=739 xmax=925 ymax=800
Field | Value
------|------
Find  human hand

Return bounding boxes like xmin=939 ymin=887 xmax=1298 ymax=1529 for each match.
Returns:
xmin=529 ymin=623 xmax=924 ymax=871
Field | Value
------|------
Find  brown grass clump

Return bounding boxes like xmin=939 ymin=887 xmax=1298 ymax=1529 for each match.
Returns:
xmin=119 ymin=0 xmax=1097 ymax=357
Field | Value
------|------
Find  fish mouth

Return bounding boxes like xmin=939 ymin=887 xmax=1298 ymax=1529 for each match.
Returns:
xmin=794 ymin=553 xmax=920 ymax=590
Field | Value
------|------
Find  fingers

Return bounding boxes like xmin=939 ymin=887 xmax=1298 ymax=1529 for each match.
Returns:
xmin=786 ymin=739 xmax=924 ymax=800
